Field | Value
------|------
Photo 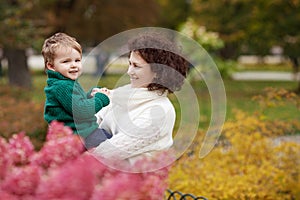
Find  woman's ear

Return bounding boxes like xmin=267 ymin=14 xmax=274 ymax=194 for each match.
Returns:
xmin=46 ymin=62 xmax=55 ymax=71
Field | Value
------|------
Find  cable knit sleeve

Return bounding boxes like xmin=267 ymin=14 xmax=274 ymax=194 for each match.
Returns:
xmin=92 ymin=105 xmax=175 ymax=160
xmin=55 ymin=82 xmax=110 ymax=120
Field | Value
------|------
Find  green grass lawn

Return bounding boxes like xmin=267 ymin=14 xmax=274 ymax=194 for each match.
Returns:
xmin=224 ymin=80 xmax=299 ymax=116
xmin=0 ymin=70 xmax=299 ymax=148
xmin=30 ymin=72 xmax=300 ymax=127
xmin=237 ymin=61 xmax=294 ymax=72
xmin=186 ymin=79 xmax=299 ymax=130
xmin=2 ymin=71 xmax=299 ymax=132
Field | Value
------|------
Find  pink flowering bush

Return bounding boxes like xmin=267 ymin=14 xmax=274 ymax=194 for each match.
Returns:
xmin=0 ymin=121 xmax=171 ymax=199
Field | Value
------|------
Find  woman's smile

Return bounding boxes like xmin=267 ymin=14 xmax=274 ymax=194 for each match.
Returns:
xmin=127 ymin=51 xmax=155 ymax=88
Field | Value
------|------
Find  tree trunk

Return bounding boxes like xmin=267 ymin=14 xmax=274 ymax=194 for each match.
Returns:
xmin=3 ymin=48 xmax=32 ymax=89
xmin=290 ymin=57 xmax=300 ymax=94
xmin=218 ymin=43 xmax=238 ymax=59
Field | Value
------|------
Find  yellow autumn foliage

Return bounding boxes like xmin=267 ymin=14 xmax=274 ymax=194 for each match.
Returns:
xmin=168 ymin=110 xmax=300 ymax=200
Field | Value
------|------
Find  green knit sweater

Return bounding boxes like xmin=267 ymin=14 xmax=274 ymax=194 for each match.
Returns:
xmin=44 ymin=70 xmax=110 ymax=138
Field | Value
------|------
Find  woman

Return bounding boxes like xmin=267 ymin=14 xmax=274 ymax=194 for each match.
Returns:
xmin=92 ymin=33 xmax=188 ymax=163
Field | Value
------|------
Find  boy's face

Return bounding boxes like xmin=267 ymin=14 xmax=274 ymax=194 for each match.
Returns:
xmin=47 ymin=46 xmax=82 ymax=80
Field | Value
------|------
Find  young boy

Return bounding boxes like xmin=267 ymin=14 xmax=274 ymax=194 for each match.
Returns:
xmin=41 ymin=32 xmax=111 ymax=149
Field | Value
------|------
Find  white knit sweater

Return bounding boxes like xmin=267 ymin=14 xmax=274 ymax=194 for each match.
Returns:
xmin=93 ymin=84 xmax=175 ymax=162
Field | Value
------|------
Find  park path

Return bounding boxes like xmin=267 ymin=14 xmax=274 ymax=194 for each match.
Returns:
xmin=273 ymin=135 xmax=300 ymax=145
xmin=232 ymin=71 xmax=299 ymax=81
xmin=24 ymin=55 xmax=300 ymax=141
xmin=27 ymin=55 xmax=299 ymax=81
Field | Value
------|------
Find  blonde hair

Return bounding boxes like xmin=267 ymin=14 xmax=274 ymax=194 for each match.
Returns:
xmin=41 ymin=32 xmax=82 ymax=70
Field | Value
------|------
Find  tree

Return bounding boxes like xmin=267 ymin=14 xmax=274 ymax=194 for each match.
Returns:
xmin=190 ymin=0 xmax=300 ymax=92
xmin=0 ymin=0 xmax=48 ymax=88
xmin=155 ymin=0 xmax=191 ymax=29
xmin=0 ymin=0 xmax=166 ymax=89
xmin=190 ymin=0 xmax=300 ymax=57
xmin=178 ymin=18 xmax=224 ymax=53
xmin=269 ymin=0 xmax=300 ymax=93
xmin=190 ymin=0 xmax=255 ymax=58
xmin=41 ymin=0 xmax=162 ymax=45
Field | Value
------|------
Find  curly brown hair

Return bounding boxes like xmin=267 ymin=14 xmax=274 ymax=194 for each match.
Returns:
xmin=128 ymin=33 xmax=188 ymax=94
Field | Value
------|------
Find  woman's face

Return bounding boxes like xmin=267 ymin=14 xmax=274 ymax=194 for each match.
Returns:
xmin=127 ymin=51 xmax=155 ymax=88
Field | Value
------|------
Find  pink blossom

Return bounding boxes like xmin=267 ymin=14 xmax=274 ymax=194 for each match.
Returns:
xmin=31 ymin=135 xmax=84 ymax=169
xmin=91 ymin=172 xmax=144 ymax=200
xmin=7 ymin=132 xmax=34 ymax=165
xmin=46 ymin=120 xmax=74 ymax=141
xmin=0 ymin=189 xmax=19 ymax=200
xmin=140 ymin=173 xmax=169 ymax=199
xmin=0 ymin=137 xmax=10 ymax=180
xmin=81 ymin=153 xmax=109 ymax=178
xmin=132 ymin=150 xmax=174 ymax=173
xmin=30 ymin=121 xmax=84 ymax=169
xmin=90 ymin=154 xmax=171 ymax=200
xmin=36 ymin=155 xmax=97 ymax=200
xmin=1 ymin=165 xmax=40 ymax=196
xmin=0 ymin=121 xmax=171 ymax=199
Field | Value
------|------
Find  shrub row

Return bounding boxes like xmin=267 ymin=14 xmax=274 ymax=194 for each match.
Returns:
xmin=168 ymin=110 xmax=300 ymax=200
xmin=0 ymin=121 xmax=170 ymax=199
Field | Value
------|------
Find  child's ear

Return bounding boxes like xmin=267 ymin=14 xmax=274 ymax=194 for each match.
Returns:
xmin=46 ymin=62 xmax=55 ymax=71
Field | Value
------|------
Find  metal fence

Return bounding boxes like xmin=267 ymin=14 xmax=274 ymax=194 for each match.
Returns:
xmin=165 ymin=189 xmax=208 ymax=200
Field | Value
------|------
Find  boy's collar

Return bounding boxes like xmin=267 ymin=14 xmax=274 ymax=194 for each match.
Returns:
xmin=46 ymin=70 xmax=72 ymax=80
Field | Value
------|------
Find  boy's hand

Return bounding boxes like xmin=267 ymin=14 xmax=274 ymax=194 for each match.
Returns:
xmin=91 ymin=87 xmax=111 ymax=97
xmin=99 ymin=87 xmax=111 ymax=96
